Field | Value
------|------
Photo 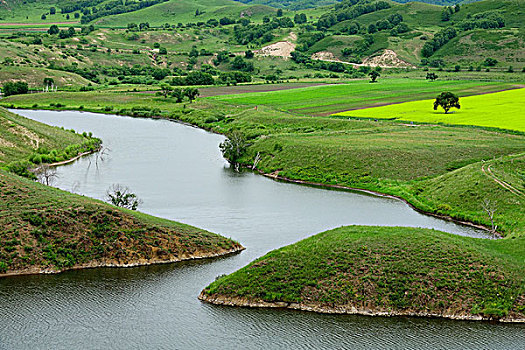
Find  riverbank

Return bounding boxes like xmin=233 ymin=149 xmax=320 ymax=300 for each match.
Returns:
xmin=2 ymin=244 xmax=244 ymax=278
xmin=198 ymin=293 xmax=525 ymax=323
xmin=0 ymin=107 xmax=244 ymax=277
xmin=259 ymin=170 xmax=499 ymax=237
xmin=200 ymin=226 xmax=525 ymax=323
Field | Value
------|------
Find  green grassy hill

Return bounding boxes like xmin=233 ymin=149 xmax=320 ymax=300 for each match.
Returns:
xmin=94 ymin=0 xmax=276 ymax=27
xmin=309 ymin=0 xmax=524 ymax=69
xmin=0 ymin=107 xmax=243 ymax=275
xmin=201 ymin=225 xmax=525 ymax=322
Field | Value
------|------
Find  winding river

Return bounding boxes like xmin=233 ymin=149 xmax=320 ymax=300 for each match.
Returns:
xmin=1 ymin=110 xmax=523 ymax=350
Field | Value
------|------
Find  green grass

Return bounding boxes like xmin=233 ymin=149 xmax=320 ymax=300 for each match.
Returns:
xmin=433 ymin=29 xmax=525 ymax=67
xmin=411 ymin=154 xmax=525 ymax=238
xmin=0 ymin=169 xmax=242 ymax=274
xmin=0 ymin=0 xmax=78 ymax=25
xmin=210 ymin=79 xmax=520 ymax=115
xmin=94 ymin=0 xmax=275 ymax=27
xmin=335 ymin=88 xmax=525 ymax=132
xmin=202 ymin=225 xmax=525 ymax=321
xmin=0 ymin=65 xmax=92 ymax=89
xmin=241 ymin=124 xmax=525 ymax=235
xmin=4 ymin=80 xmax=525 ymax=236
xmin=0 ymin=106 xmax=241 ymax=275
xmin=0 ymin=107 xmax=86 ymax=165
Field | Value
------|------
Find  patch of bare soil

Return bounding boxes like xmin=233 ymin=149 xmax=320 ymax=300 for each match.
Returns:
xmin=256 ymin=41 xmax=296 ymax=59
xmin=362 ymin=50 xmax=415 ymax=68
xmin=311 ymin=49 xmax=415 ymax=69
xmin=9 ymin=124 xmax=44 ymax=149
xmin=0 ymin=136 xmax=14 ymax=148
xmin=311 ymin=51 xmax=341 ymax=62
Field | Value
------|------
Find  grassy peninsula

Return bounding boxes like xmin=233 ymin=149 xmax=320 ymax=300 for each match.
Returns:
xmin=200 ymin=226 xmax=525 ymax=322
xmin=0 ymin=107 xmax=243 ymax=276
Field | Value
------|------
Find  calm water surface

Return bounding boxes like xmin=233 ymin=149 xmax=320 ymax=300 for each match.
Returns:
xmin=1 ymin=110 xmax=522 ymax=350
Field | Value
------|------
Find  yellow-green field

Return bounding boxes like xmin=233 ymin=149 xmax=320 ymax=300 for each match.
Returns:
xmin=334 ymin=88 xmax=525 ymax=132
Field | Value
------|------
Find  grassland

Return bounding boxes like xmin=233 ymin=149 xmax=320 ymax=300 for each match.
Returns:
xmin=0 ymin=106 xmax=243 ymax=276
xmin=3 ymin=80 xmax=524 ymax=321
xmin=94 ymin=0 xmax=276 ymax=27
xmin=0 ymin=107 xmax=86 ymax=165
xmin=335 ymin=88 xmax=525 ymax=132
xmin=200 ymin=226 xmax=525 ymax=322
xmin=210 ymin=79 xmax=521 ymax=115
xmin=4 ymin=80 xmax=525 ymax=236
xmin=0 ymin=65 xmax=91 ymax=89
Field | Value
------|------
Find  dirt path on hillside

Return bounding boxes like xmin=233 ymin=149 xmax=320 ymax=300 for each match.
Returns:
xmin=481 ymin=162 xmax=525 ymax=198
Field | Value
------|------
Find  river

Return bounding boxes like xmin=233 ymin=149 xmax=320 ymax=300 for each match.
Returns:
xmin=1 ymin=110 xmax=523 ymax=350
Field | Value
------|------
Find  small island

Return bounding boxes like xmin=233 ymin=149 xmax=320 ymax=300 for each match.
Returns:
xmin=200 ymin=225 xmax=524 ymax=323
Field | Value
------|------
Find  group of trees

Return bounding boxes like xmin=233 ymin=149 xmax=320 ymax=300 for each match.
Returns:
xmin=127 ymin=22 xmax=151 ymax=31
xmin=440 ymin=4 xmax=460 ymax=22
xmin=170 ymin=71 xmax=215 ymax=86
xmin=232 ymin=17 xmax=295 ymax=45
xmin=230 ymin=56 xmax=255 ymax=72
xmin=367 ymin=13 xmax=405 ymax=34
xmin=316 ymin=0 xmax=391 ymax=30
xmin=421 ymin=27 xmax=457 ymax=58
xmin=457 ymin=11 xmax=505 ymax=31
xmin=1 ymin=81 xmax=28 ymax=97
xmin=169 ymin=70 xmax=252 ymax=87
xmin=158 ymin=85 xmax=200 ymax=103
xmin=47 ymin=24 xmax=94 ymax=39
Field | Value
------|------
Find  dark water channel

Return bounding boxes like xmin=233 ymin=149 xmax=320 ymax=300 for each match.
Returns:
xmin=1 ymin=110 xmax=522 ymax=350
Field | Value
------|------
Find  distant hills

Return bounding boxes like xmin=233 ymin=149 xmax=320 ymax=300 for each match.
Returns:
xmin=233 ymin=0 xmax=482 ymax=9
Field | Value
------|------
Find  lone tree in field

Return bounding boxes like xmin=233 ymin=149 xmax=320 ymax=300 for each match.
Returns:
xmin=219 ymin=130 xmax=248 ymax=169
xmin=433 ymin=92 xmax=460 ymax=114
xmin=369 ymin=70 xmax=380 ymax=83
xmin=184 ymin=87 xmax=200 ymax=103
xmin=105 ymin=184 xmax=142 ymax=210
xmin=426 ymin=72 xmax=438 ymax=81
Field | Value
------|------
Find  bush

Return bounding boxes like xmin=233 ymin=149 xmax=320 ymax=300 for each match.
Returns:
xmin=2 ymin=81 xmax=28 ymax=97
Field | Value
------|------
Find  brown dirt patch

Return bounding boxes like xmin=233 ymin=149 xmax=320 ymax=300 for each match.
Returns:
xmin=256 ymin=41 xmax=296 ymax=59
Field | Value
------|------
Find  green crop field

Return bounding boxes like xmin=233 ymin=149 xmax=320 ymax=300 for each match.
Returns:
xmin=335 ymin=88 xmax=525 ymax=132
xmin=211 ymin=79 xmax=520 ymax=115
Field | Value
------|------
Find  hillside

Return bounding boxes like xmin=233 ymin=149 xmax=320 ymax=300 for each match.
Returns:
xmin=0 ymin=107 xmax=243 ymax=276
xmin=94 ymin=0 xmax=277 ymax=28
xmin=0 ymin=0 xmax=522 ymax=89
xmin=201 ymin=226 xmax=525 ymax=322
xmin=232 ymin=0 xmax=481 ymax=9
